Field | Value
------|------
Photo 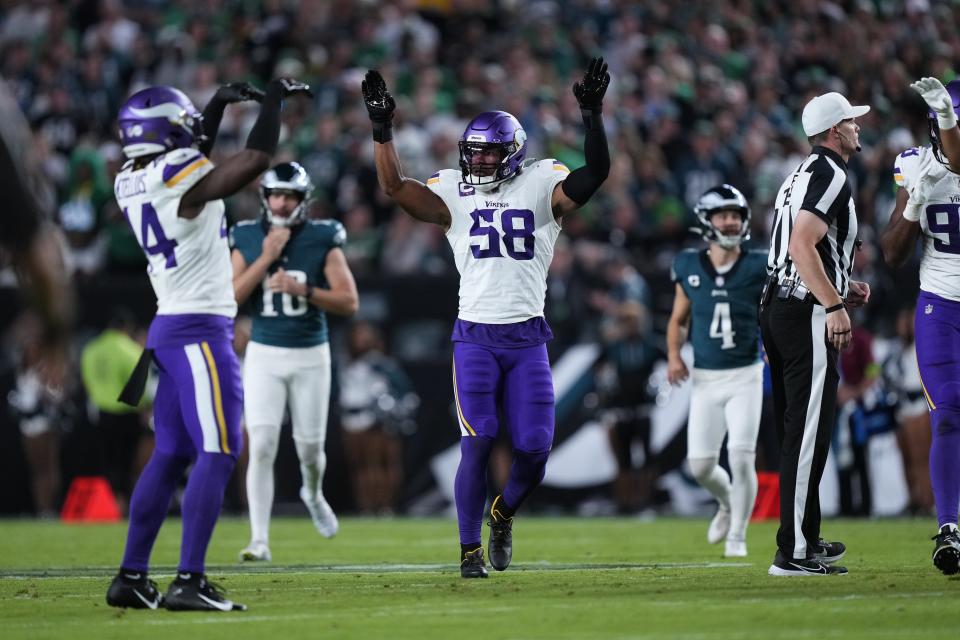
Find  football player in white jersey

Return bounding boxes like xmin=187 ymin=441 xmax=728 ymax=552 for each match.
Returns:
xmin=883 ymin=78 xmax=960 ymax=575
xmin=106 ymin=79 xmax=312 ymax=611
xmin=362 ymin=58 xmax=610 ymax=577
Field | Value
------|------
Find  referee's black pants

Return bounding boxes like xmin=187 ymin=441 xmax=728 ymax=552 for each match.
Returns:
xmin=759 ymin=295 xmax=840 ymax=560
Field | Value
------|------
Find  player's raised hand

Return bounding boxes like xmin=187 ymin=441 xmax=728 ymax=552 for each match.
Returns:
xmin=262 ymin=226 xmax=291 ymax=262
xmin=362 ymin=70 xmax=396 ymax=123
xmin=912 ymin=77 xmax=957 ymax=130
xmin=215 ymin=82 xmax=265 ymax=104
xmin=268 ymin=78 xmax=314 ymax=99
xmin=573 ymin=57 xmax=610 ymax=112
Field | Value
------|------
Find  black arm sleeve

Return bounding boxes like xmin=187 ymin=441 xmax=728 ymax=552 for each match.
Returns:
xmin=561 ymin=114 xmax=610 ymax=205
xmin=198 ymin=95 xmax=228 ymax=156
xmin=245 ymin=82 xmax=283 ymax=156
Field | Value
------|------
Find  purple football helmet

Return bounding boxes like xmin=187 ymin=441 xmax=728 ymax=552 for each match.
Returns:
xmin=458 ymin=111 xmax=527 ymax=186
xmin=928 ymin=80 xmax=960 ymax=164
xmin=117 ymin=86 xmax=204 ymax=159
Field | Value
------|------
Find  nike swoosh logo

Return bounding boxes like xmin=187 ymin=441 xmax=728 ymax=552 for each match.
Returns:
xmin=132 ymin=589 xmax=160 ymax=609
xmin=788 ymin=562 xmax=827 ymax=574
xmin=123 ymin=573 xmax=142 ymax=580
xmin=198 ymin=593 xmax=233 ymax=611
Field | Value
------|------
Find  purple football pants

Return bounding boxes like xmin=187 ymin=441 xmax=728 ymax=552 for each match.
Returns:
xmin=916 ymin=291 xmax=960 ymax=528
xmin=120 ymin=338 xmax=243 ymax=574
xmin=452 ymin=340 xmax=555 ymax=546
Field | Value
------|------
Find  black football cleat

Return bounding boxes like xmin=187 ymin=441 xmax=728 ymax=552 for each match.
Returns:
xmin=460 ymin=547 xmax=489 ymax=579
xmin=106 ymin=570 xmax=164 ymax=609
xmin=768 ymin=550 xmax=848 ymax=576
xmin=487 ymin=495 xmax=514 ymax=571
xmin=932 ymin=524 xmax=960 ymax=575
xmin=813 ymin=538 xmax=846 ymax=565
xmin=163 ymin=573 xmax=247 ymax=611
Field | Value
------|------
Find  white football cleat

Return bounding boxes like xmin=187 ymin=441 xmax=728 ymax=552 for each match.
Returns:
xmin=300 ymin=487 xmax=339 ymax=538
xmin=239 ymin=542 xmax=271 ymax=562
xmin=707 ymin=506 xmax=731 ymax=544
xmin=724 ymin=539 xmax=747 ymax=558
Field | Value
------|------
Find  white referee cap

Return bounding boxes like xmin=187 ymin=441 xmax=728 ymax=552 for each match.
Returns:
xmin=801 ymin=92 xmax=870 ymax=136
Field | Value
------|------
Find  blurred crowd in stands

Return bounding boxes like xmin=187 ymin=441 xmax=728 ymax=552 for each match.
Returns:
xmin=0 ymin=0 xmax=952 ymax=517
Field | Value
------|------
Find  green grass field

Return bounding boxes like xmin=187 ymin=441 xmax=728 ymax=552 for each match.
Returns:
xmin=1 ymin=516 xmax=957 ymax=639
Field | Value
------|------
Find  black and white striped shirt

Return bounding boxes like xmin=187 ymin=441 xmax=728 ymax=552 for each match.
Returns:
xmin=767 ymin=145 xmax=858 ymax=298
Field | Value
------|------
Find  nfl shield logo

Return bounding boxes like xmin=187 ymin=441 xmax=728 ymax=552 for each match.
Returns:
xmin=688 ymin=275 xmax=700 ymax=288
xmin=925 ymin=304 xmax=934 ymax=315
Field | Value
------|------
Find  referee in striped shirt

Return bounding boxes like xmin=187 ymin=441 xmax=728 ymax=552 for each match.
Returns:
xmin=761 ymin=92 xmax=872 ymax=576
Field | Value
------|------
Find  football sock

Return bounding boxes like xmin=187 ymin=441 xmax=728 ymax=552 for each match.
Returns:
xmin=727 ymin=449 xmax=757 ymax=541
xmin=929 ymin=408 xmax=960 ymax=528
xmin=246 ymin=424 xmax=281 ymax=545
xmin=295 ymin=438 xmax=326 ymax=499
xmin=121 ymin=449 xmax=191 ymax=572
xmin=455 ymin=436 xmax=494 ymax=545
xmin=688 ymin=456 xmax=732 ymax=511
xmin=179 ymin=453 xmax=236 ymax=574
xmin=502 ymin=449 xmax=549 ymax=514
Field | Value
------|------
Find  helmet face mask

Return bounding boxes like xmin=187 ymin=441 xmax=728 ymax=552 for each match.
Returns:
xmin=260 ymin=162 xmax=314 ymax=227
xmin=928 ymin=80 xmax=960 ymax=165
xmin=118 ymin=86 xmax=204 ymax=159
xmin=694 ymin=184 xmax=751 ymax=249
xmin=458 ymin=111 xmax=527 ymax=188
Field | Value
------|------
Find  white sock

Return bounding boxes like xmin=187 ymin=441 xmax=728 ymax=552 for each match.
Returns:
xmin=295 ymin=438 xmax=326 ymax=499
xmin=727 ymin=449 xmax=757 ymax=542
xmin=246 ymin=425 xmax=281 ymax=545
xmin=688 ymin=456 xmax=731 ymax=511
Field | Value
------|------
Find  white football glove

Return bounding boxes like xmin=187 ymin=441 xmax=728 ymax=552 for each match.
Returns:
xmin=911 ymin=77 xmax=957 ymax=130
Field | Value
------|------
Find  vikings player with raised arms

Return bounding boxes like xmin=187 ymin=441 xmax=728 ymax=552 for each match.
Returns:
xmin=106 ymin=78 xmax=312 ymax=611
xmin=882 ymin=78 xmax=960 ymax=575
xmin=362 ymin=59 xmax=610 ymax=578
xmin=231 ymin=162 xmax=358 ymax=562
xmin=666 ymin=185 xmax=767 ymax=558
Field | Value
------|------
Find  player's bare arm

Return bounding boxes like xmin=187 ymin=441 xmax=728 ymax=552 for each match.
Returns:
xmin=788 ymin=210 xmax=851 ymax=350
xmin=553 ymin=57 xmax=611 ymax=218
xmin=362 ymin=70 xmax=451 ymax=229
xmin=913 ymin=77 xmax=960 ymax=174
xmin=231 ymin=226 xmax=291 ymax=305
xmin=881 ymin=180 xmax=923 ymax=269
xmin=314 ymin=247 xmax=359 ymax=316
xmin=179 ymin=79 xmax=313 ymax=218
xmin=666 ymin=283 xmax=692 ymax=385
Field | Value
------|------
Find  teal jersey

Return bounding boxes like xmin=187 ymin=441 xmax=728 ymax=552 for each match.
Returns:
xmin=230 ymin=218 xmax=346 ymax=348
xmin=671 ymin=248 xmax=767 ymax=370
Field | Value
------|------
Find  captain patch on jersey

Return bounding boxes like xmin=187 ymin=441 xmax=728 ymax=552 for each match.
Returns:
xmin=671 ymin=248 xmax=767 ymax=369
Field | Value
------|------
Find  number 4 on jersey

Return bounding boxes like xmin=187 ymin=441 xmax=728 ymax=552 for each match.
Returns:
xmin=710 ymin=302 xmax=736 ymax=350
xmin=126 ymin=202 xmax=178 ymax=268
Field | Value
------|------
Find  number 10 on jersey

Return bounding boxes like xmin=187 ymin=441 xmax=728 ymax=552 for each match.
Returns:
xmin=469 ymin=208 xmax=535 ymax=260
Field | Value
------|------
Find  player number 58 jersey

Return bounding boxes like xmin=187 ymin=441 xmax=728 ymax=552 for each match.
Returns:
xmin=427 ymin=159 xmax=569 ymax=324
xmin=894 ymin=146 xmax=960 ymax=301
xmin=114 ymin=148 xmax=236 ymax=316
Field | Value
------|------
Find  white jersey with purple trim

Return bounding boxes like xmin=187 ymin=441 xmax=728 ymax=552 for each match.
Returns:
xmin=114 ymin=147 xmax=236 ymax=316
xmin=894 ymin=146 xmax=960 ymax=301
xmin=427 ymin=158 xmax=570 ymax=323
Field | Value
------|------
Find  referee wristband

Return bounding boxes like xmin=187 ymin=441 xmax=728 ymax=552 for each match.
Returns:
xmin=825 ymin=303 xmax=845 ymax=314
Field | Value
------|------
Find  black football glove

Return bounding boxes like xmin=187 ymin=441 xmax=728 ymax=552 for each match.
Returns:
xmin=362 ymin=70 xmax=396 ymax=123
xmin=214 ymin=82 xmax=265 ymax=104
xmin=572 ymin=57 xmax=610 ymax=113
xmin=362 ymin=70 xmax=396 ymax=143
xmin=267 ymin=78 xmax=314 ymax=98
